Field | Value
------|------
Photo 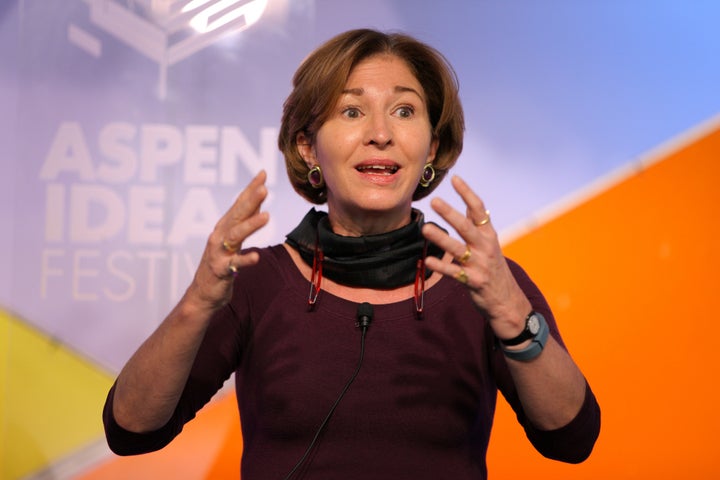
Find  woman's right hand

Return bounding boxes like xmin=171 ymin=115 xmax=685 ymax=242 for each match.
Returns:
xmin=111 ymin=171 xmax=269 ymax=433
xmin=185 ymin=170 xmax=270 ymax=315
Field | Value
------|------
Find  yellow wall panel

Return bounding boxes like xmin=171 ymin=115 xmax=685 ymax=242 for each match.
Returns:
xmin=0 ymin=311 xmax=114 ymax=479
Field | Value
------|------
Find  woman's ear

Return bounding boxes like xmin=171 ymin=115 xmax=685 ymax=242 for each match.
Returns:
xmin=427 ymin=134 xmax=439 ymax=164
xmin=296 ymin=131 xmax=315 ymax=167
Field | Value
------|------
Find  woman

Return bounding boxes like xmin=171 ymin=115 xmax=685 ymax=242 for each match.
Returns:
xmin=104 ymin=29 xmax=600 ymax=479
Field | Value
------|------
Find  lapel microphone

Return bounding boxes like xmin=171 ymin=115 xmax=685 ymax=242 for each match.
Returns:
xmin=356 ymin=302 xmax=374 ymax=331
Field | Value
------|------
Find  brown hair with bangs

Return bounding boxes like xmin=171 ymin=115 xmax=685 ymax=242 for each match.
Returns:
xmin=278 ymin=29 xmax=465 ymax=204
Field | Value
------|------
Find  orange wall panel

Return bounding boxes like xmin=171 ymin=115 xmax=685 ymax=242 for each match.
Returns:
xmin=493 ymin=126 xmax=720 ymax=478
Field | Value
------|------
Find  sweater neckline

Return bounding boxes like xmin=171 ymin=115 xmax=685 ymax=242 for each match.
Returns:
xmin=274 ymin=244 xmax=458 ymax=321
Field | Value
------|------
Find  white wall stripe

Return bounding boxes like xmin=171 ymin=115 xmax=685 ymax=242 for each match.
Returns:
xmin=499 ymin=112 xmax=720 ymax=246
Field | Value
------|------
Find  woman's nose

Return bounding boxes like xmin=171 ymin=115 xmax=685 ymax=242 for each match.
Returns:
xmin=365 ymin=114 xmax=393 ymax=147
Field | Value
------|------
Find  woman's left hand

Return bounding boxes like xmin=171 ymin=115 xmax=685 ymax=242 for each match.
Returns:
xmin=421 ymin=175 xmax=532 ymax=340
xmin=423 ymin=176 xmax=591 ymax=432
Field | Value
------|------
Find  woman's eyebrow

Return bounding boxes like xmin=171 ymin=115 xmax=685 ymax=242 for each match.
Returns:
xmin=340 ymin=85 xmax=423 ymax=98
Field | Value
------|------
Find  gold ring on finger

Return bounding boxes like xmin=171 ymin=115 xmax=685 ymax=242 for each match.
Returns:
xmin=474 ymin=210 xmax=491 ymax=227
xmin=455 ymin=268 xmax=469 ymax=285
xmin=458 ymin=247 xmax=471 ymax=265
xmin=222 ymin=240 xmax=237 ymax=253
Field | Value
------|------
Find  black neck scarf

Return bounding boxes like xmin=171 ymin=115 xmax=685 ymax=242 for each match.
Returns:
xmin=285 ymin=208 xmax=445 ymax=289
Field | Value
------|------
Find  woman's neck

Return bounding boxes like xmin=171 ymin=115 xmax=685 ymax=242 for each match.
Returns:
xmin=326 ymin=208 xmax=413 ymax=237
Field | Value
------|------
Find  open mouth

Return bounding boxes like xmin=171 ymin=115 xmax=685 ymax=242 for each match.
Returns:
xmin=356 ymin=165 xmax=399 ymax=175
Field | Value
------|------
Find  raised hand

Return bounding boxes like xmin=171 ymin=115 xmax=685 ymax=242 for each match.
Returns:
xmin=111 ymin=172 xmax=269 ymax=433
xmin=421 ymin=175 xmax=531 ymax=339
xmin=186 ymin=170 xmax=270 ymax=314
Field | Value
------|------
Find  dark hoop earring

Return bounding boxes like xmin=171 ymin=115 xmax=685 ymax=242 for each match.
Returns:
xmin=419 ymin=163 xmax=435 ymax=188
xmin=307 ymin=165 xmax=325 ymax=189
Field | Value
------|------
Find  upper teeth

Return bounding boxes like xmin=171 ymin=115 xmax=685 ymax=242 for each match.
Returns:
xmin=358 ymin=165 xmax=398 ymax=173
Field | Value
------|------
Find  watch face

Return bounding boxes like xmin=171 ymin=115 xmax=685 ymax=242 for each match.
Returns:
xmin=527 ymin=315 xmax=540 ymax=335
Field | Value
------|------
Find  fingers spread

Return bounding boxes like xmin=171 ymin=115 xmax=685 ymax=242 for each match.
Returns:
xmin=218 ymin=170 xmax=269 ymax=248
xmin=451 ymin=176 xmax=490 ymax=227
xmin=220 ymin=171 xmax=266 ymax=222
xmin=423 ymin=176 xmax=501 ymax=295
xmin=229 ymin=249 xmax=261 ymax=271
xmin=224 ymin=211 xmax=270 ymax=249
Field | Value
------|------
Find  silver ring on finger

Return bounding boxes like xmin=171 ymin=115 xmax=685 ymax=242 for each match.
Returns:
xmin=228 ymin=260 xmax=239 ymax=277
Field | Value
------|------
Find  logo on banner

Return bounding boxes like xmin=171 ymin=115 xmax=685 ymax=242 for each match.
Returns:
xmin=36 ymin=0 xmax=280 ymax=308
xmin=38 ymin=121 xmax=279 ymax=304
xmin=69 ymin=0 xmax=268 ymax=98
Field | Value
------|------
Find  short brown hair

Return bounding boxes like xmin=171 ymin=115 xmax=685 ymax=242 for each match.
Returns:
xmin=278 ymin=29 xmax=465 ymax=204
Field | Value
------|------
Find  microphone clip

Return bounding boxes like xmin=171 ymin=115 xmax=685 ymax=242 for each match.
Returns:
xmin=355 ymin=302 xmax=374 ymax=330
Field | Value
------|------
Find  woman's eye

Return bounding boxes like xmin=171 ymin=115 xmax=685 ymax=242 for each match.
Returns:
xmin=342 ymin=107 xmax=362 ymax=119
xmin=396 ymin=106 xmax=414 ymax=118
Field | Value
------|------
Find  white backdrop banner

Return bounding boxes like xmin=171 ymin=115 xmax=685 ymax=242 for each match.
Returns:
xmin=2 ymin=0 xmax=720 ymax=374
xmin=3 ymin=0 xmax=316 ymax=371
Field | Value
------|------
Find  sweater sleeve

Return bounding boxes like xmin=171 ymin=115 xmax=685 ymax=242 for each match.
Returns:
xmin=103 ymin=381 xmax=186 ymax=455
xmin=102 ymin=297 xmax=245 ymax=455
xmin=521 ymin=381 xmax=601 ymax=463
xmin=101 ymin=245 xmax=278 ymax=455
xmin=102 ymin=246 xmax=290 ymax=455
xmin=491 ymin=258 xmax=601 ymax=463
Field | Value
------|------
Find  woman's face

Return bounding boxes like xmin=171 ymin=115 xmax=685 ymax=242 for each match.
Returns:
xmin=299 ymin=54 xmax=438 ymax=235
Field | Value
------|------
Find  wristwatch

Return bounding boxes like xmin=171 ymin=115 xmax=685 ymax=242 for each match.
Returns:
xmin=500 ymin=311 xmax=543 ymax=346
xmin=500 ymin=311 xmax=549 ymax=362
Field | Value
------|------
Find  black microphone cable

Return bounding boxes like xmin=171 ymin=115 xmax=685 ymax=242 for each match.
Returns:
xmin=282 ymin=302 xmax=374 ymax=480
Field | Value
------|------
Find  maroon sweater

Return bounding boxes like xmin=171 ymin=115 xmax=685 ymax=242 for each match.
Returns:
xmin=104 ymin=244 xmax=600 ymax=479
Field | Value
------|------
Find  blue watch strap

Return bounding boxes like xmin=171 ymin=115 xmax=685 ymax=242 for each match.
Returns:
xmin=501 ymin=312 xmax=549 ymax=361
